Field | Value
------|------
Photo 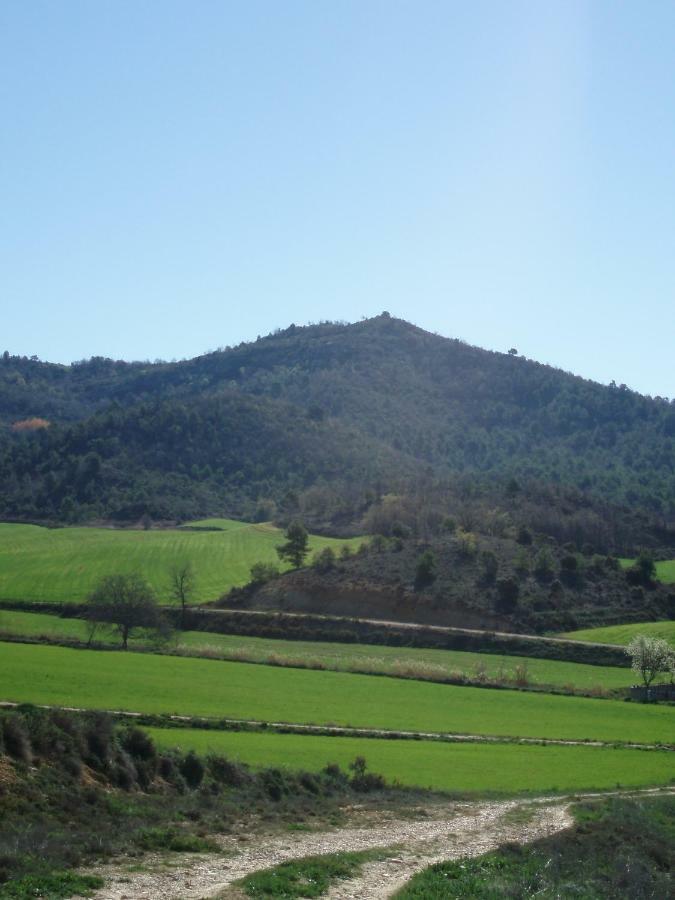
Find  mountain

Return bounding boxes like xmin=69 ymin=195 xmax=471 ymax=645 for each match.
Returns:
xmin=1 ymin=314 xmax=674 ymax=548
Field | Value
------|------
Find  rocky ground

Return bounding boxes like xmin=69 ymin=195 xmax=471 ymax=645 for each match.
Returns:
xmin=87 ymin=787 xmax=674 ymax=899
xmin=88 ymin=796 xmax=571 ymax=899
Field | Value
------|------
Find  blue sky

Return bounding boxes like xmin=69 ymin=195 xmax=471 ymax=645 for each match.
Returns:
xmin=2 ymin=1 xmax=674 ymax=397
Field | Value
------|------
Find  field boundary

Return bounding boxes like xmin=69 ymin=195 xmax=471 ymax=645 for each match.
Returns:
xmin=0 ymin=600 xmax=630 ymax=666
xmin=2 ymin=701 xmax=672 ymax=752
xmin=0 ymin=631 xmax=635 ymax=700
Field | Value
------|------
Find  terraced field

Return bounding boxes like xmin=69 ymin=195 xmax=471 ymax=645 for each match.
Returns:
xmin=148 ymin=727 xmax=675 ymax=794
xmin=0 ymin=641 xmax=672 ymax=744
xmin=560 ymin=620 xmax=675 ymax=646
xmin=0 ymin=520 xmax=360 ymax=604
xmin=0 ymin=609 xmax=638 ymax=691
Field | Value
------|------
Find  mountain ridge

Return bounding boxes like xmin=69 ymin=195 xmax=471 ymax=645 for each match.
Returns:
xmin=1 ymin=315 xmax=674 ymax=538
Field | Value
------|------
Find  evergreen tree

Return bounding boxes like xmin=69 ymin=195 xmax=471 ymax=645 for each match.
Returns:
xmin=276 ymin=521 xmax=309 ymax=568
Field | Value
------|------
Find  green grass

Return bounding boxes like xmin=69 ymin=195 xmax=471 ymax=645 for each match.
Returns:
xmin=619 ymin=557 xmax=675 ymax=583
xmin=0 ymin=521 xmax=360 ymax=604
xmin=0 ymin=641 xmax=672 ymax=744
xmin=135 ymin=827 xmax=219 ymax=853
xmin=0 ymin=871 xmax=103 ymax=899
xmin=560 ymin=620 xmax=675 ymax=646
xmin=0 ymin=610 xmax=639 ymax=692
xmin=148 ymin=727 xmax=675 ymax=794
xmin=179 ymin=518 xmax=240 ymax=529
xmin=238 ymin=850 xmax=385 ymax=898
xmin=396 ymin=795 xmax=675 ymax=897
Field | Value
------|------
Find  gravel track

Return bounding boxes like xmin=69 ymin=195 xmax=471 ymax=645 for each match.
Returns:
xmin=88 ymin=787 xmax=675 ymax=900
xmin=89 ymin=798 xmax=569 ymax=899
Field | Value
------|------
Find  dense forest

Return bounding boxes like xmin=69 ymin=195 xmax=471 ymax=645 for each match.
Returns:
xmin=1 ymin=315 xmax=674 ymax=551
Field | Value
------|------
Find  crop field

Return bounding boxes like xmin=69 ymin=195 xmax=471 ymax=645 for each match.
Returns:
xmin=560 ymin=620 xmax=675 ymax=646
xmin=619 ymin=557 xmax=675 ymax=583
xmin=0 ymin=609 xmax=638 ymax=692
xmin=0 ymin=641 xmax=672 ymax=744
xmin=0 ymin=520 xmax=360 ymax=604
xmin=148 ymin=727 xmax=675 ymax=794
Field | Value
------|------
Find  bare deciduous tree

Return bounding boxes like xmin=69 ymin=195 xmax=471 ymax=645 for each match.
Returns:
xmin=86 ymin=573 xmax=167 ymax=650
xmin=169 ymin=561 xmax=195 ymax=629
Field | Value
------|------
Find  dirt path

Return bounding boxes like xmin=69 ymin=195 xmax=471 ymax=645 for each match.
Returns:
xmin=197 ymin=607 xmax=625 ymax=650
xmin=325 ymin=801 xmax=570 ymax=899
xmin=88 ymin=798 xmax=570 ymax=899
xmin=88 ymin=788 xmax=675 ymax=900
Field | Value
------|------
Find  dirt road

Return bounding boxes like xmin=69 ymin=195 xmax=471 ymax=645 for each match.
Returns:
xmin=89 ymin=797 xmax=570 ymax=899
xmin=88 ymin=788 xmax=673 ymax=900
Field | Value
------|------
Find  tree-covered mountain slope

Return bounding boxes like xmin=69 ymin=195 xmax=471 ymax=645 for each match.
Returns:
xmin=1 ymin=314 xmax=674 ymax=530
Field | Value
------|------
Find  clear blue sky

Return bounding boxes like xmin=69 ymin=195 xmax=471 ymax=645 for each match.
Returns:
xmin=2 ymin=1 xmax=674 ymax=397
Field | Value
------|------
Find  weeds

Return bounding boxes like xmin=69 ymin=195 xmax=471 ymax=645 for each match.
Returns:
xmin=238 ymin=849 xmax=386 ymax=898
xmin=135 ymin=827 xmax=219 ymax=853
xmin=0 ymin=872 xmax=103 ymax=899
xmin=396 ymin=796 xmax=675 ymax=898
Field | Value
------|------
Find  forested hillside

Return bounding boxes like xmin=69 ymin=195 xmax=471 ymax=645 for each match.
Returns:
xmin=1 ymin=315 xmax=674 ymax=542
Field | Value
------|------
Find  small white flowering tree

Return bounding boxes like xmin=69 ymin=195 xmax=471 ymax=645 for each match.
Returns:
xmin=625 ymin=635 xmax=673 ymax=688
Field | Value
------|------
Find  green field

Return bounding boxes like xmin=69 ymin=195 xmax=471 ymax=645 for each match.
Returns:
xmin=619 ymin=557 xmax=675 ymax=583
xmin=148 ymin=727 xmax=675 ymax=794
xmin=0 ymin=641 xmax=672 ymax=744
xmin=560 ymin=620 xmax=675 ymax=646
xmin=0 ymin=609 xmax=639 ymax=692
xmin=0 ymin=520 xmax=360 ymax=604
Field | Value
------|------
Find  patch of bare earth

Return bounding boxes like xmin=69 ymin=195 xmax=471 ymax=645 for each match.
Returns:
xmin=87 ymin=798 xmax=573 ymax=900
xmin=0 ymin=756 xmax=17 ymax=787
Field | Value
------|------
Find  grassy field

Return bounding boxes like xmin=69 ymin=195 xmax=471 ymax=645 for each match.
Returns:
xmin=0 ymin=641 xmax=672 ymax=744
xmin=619 ymin=557 xmax=675 ymax=583
xmin=148 ymin=727 xmax=675 ymax=794
xmin=0 ymin=609 xmax=639 ymax=692
xmin=560 ymin=620 xmax=675 ymax=646
xmin=0 ymin=520 xmax=361 ymax=604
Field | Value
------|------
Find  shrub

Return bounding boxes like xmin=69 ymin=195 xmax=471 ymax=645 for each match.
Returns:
xmin=455 ymin=529 xmax=477 ymax=558
xmin=136 ymin=827 xmax=218 ymax=853
xmin=253 ymin=499 xmax=276 ymax=522
xmin=560 ymin=554 xmax=583 ymax=587
xmin=158 ymin=755 xmax=176 ymax=780
xmin=121 ymin=727 xmax=158 ymax=788
xmin=479 ymin=550 xmax=499 ymax=585
xmin=262 ymin=767 xmax=288 ymax=801
xmin=516 ymin=526 xmax=533 ymax=545
xmin=1 ymin=717 xmax=31 ymax=764
xmin=626 ymin=552 xmax=657 ymax=587
xmin=534 ymin=547 xmax=554 ymax=580
xmin=369 ymin=534 xmax=387 ymax=553
xmin=513 ymin=662 xmax=530 ymax=687
xmin=84 ymin=713 xmax=114 ymax=765
xmin=549 ymin=578 xmax=564 ymax=599
xmin=514 ymin=549 xmax=530 ymax=578
xmin=207 ymin=754 xmax=250 ymax=787
xmin=179 ymin=751 xmax=205 ymax=789
xmin=249 ymin=562 xmax=280 ymax=585
xmin=312 ymin=546 xmax=336 ymax=572
xmin=348 ymin=757 xmax=385 ymax=793
xmin=121 ymin=727 xmax=156 ymax=762
xmin=414 ymin=550 xmax=437 ymax=590
xmin=496 ymin=577 xmax=520 ymax=613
